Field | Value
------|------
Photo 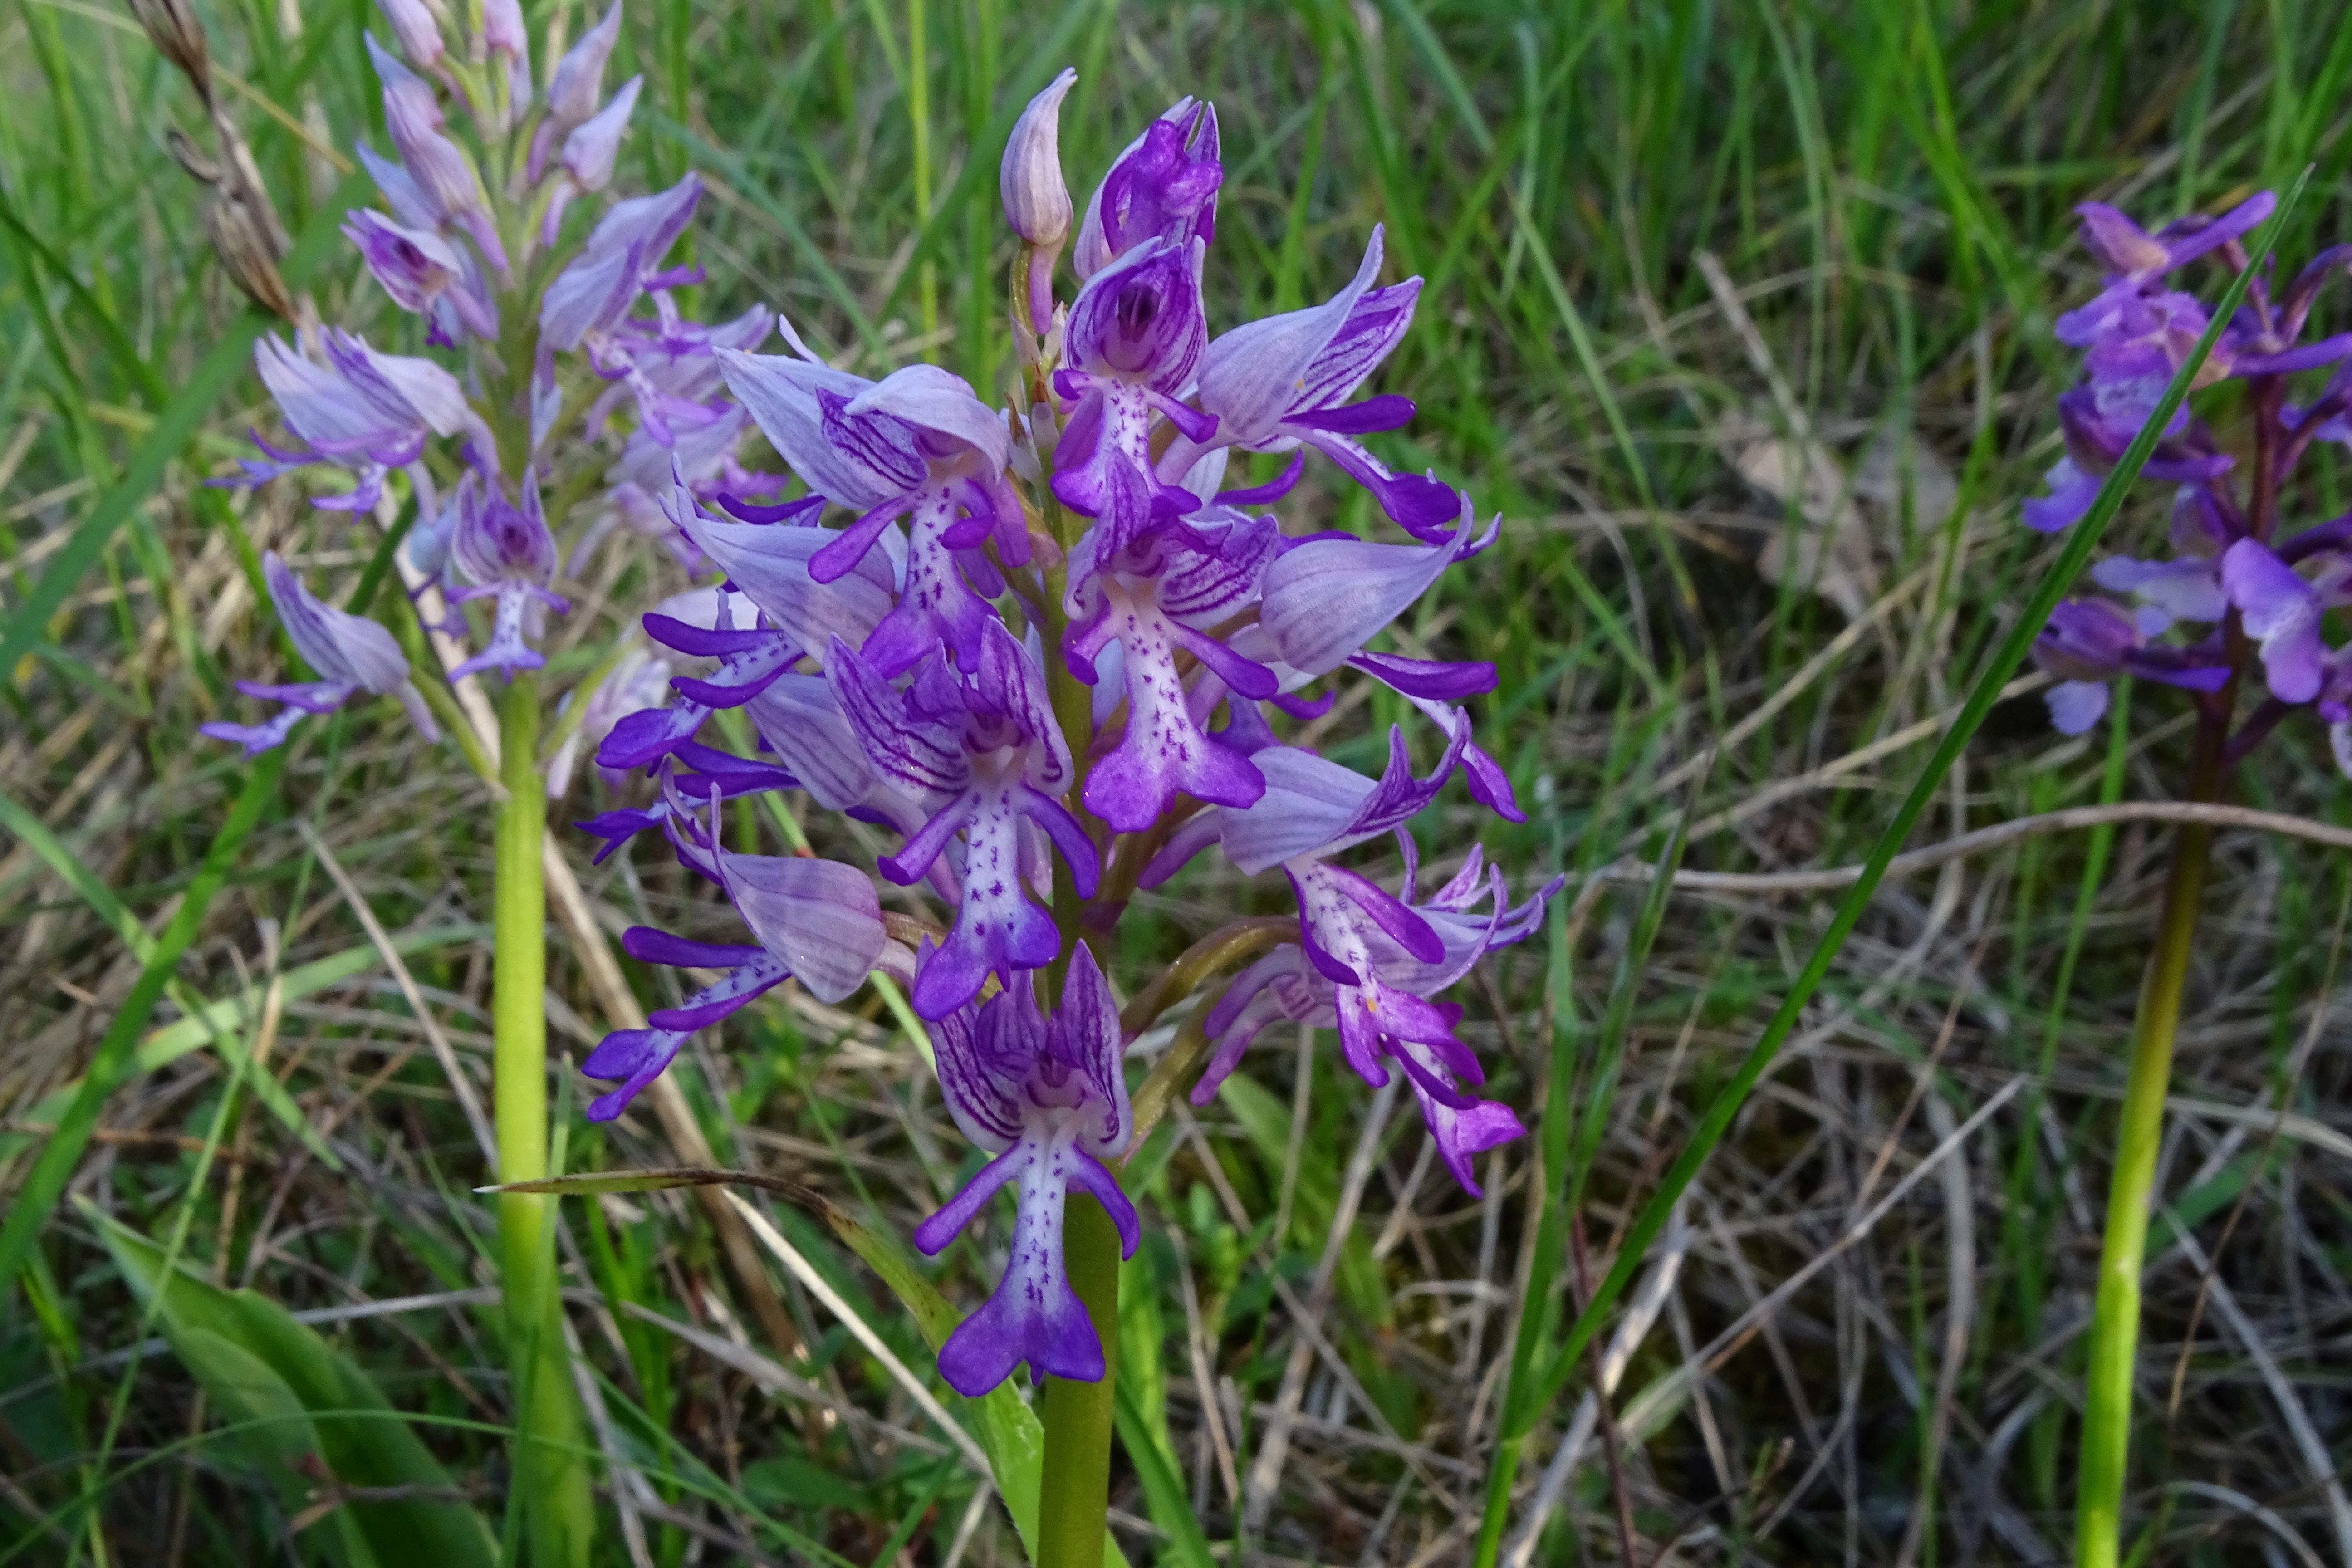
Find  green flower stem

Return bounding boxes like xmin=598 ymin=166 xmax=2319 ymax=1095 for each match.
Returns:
xmin=1028 ymin=476 xmax=1123 ymax=1568
xmin=2073 ymin=699 xmax=2230 ymax=1566
xmin=491 ymin=674 xmax=593 ymax=1568
xmin=1037 ymin=1195 xmax=1122 ymax=1568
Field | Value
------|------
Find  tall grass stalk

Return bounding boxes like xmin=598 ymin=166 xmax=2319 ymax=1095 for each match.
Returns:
xmin=491 ymin=674 xmax=593 ymax=1567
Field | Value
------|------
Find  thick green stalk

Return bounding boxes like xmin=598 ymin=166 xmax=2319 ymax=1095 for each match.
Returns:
xmin=492 ymin=675 xmax=593 ymax=1568
xmin=2071 ymin=838 xmax=2210 ymax=1566
xmin=2071 ymin=669 xmax=2233 ymax=1566
xmin=1036 ymin=1196 xmax=1122 ymax=1568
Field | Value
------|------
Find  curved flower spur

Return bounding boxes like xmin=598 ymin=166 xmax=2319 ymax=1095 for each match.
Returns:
xmin=574 ymin=68 xmax=1563 ymax=1463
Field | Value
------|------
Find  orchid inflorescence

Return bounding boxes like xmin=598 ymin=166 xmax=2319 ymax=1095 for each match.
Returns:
xmin=204 ymin=0 xmax=776 ymax=754
xmin=214 ymin=26 xmax=1557 ymax=1401
xmin=2027 ymin=192 xmax=2352 ymax=760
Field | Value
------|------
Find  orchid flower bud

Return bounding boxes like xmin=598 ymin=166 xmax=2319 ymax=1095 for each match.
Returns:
xmin=375 ymin=0 xmax=446 ymax=69
xmin=1001 ymin=68 xmax=1075 ymax=248
xmin=1003 ymin=68 xmax=1076 ymax=335
xmin=479 ymin=0 xmax=532 ymax=112
xmin=530 ymin=5 xmax=623 ymax=181
xmin=368 ymin=34 xmax=511 ymax=273
xmin=561 ymin=74 xmax=643 ymax=193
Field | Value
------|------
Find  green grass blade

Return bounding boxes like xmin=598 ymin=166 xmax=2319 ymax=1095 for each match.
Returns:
xmin=1112 ymin=1378 xmax=1217 ymax=1568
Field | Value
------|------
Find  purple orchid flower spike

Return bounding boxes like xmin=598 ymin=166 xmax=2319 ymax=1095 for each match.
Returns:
xmin=828 ymin=620 xmax=1098 ymax=1017
xmin=583 ymin=821 xmax=896 ymax=1120
xmin=1167 ymin=225 xmax=1454 ymax=536
xmin=447 ymin=468 xmax=568 ymax=680
xmin=912 ymin=944 xmax=1137 ymax=1394
xmin=1050 ymin=239 xmax=1215 ymax=562
xmin=547 ymin=65 xmax=1560 ymax=1416
xmin=202 ymin=553 xmax=441 ymax=755
xmin=1189 ymin=845 xmax=1558 ymax=1193
xmin=1072 ymin=99 xmax=1221 ymax=281
xmin=718 ymin=337 xmax=1024 ymax=671
xmin=1065 ymin=511 xmax=1280 ymax=831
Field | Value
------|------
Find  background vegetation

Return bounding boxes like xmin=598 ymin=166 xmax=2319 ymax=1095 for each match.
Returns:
xmin=4 ymin=0 xmax=2351 ymax=1563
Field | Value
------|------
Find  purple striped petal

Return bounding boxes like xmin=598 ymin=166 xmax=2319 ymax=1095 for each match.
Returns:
xmin=743 ymin=675 xmax=880 ymax=811
xmin=846 ymin=363 xmax=1011 ymax=470
xmin=716 ymin=345 xmax=901 ymax=510
xmin=1295 ymin=280 xmax=1421 ymax=413
xmin=825 ymin=636 xmax=971 ymax=798
xmin=1195 ymin=229 xmax=1386 ymax=446
xmin=674 ymin=509 xmax=895 ymax=655
xmin=1054 ymin=944 xmax=1132 ymax=1157
xmin=718 ymin=852 xmax=887 ymax=1004
xmin=1259 ymin=499 xmax=1480 ymax=674
xmin=977 ymin=618 xmax=1074 ymax=792
xmin=927 ymin=988 xmax=1024 ymax=1152
xmin=1063 ymin=239 xmax=1208 ymax=393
